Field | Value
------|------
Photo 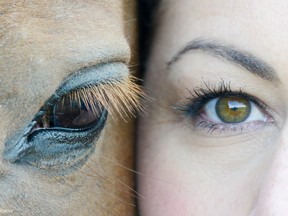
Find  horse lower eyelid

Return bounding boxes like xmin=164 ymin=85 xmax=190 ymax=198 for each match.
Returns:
xmin=3 ymin=110 xmax=108 ymax=174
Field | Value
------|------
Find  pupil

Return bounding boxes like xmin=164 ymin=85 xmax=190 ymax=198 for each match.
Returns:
xmin=52 ymin=97 xmax=102 ymax=129
xmin=228 ymin=100 xmax=246 ymax=111
xmin=216 ymin=97 xmax=251 ymax=123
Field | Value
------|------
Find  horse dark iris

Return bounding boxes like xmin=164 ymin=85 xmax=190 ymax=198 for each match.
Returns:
xmin=50 ymin=96 xmax=102 ymax=130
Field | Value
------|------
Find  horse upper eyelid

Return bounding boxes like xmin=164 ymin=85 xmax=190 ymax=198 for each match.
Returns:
xmin=56 ymin=62 xmax=129 ymax=96
xmin=40 ymin=62 xmax=145 ymax=121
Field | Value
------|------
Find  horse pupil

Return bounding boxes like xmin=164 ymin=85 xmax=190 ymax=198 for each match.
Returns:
xmin=52 ymin=98 xmax=101 ymax=129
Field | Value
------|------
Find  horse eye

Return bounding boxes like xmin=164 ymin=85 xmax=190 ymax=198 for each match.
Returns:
xmin=4 ymin=93 xmax=107 ymax=171
xmin=39 ymin=95 xmax=103 ymax=130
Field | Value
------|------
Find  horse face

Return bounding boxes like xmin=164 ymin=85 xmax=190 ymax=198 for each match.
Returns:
xmin=0 ymin=1 xmax=138 ymax=215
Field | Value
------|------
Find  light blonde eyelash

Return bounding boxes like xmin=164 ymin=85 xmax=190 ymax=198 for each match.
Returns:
xmin=67 ymin=75 xmax=146 ymax=120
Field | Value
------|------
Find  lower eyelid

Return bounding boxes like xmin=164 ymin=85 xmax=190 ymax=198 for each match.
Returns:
xmin=4 ymin=110 xmax=108 ymax=174
xmin=195 ymin=118 xmax=271 ymax=134
xmin=202 ymin=98 xmax=268 ymax=123
xmin=194 ymin=100 xmax=274 ymax=135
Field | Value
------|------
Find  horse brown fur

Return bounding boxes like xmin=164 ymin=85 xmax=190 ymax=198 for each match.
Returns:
xmin=0 ymin=0 xmax=138 ymax=215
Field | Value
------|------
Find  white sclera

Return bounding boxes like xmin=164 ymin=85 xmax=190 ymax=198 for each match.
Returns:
xmin=203 ymin=97 xmax=267 ymax=124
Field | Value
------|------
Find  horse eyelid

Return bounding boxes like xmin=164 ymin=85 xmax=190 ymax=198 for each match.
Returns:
xmin=37 ymin=62 xmax=146 ymax=122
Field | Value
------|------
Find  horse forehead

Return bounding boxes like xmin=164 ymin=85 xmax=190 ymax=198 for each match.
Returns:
xmin=0 ymin=0 xmax=123 ymax=19
xmin=0 ymin=0 xmax=124 ymax=31
xmin=0 ymin=0 xmax=129 ymax=58
xmin=0 ymin=0 xmax=131 ymax=98
xmin=0 ymin=0 xmax=131 ymax=146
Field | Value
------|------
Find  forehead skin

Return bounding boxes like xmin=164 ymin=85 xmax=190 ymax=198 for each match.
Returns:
xmin=144 ymin=0 xmax=288 ymax=122
xmin=0 ymin=0 xmax=136 ymax=215
xmin=138 ymin=0 xmax=288 ymax=215
xmin=154 ymin=0 xmax=288 ymax=76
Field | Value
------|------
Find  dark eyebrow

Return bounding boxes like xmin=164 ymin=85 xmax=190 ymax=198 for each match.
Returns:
xmin=167 ymin=39 xmax=279 ymax=82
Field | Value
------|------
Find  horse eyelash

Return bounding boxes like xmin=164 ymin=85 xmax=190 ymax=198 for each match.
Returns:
xmin=67 ymin=75 xmax=146 ymax=120
xmin=40 ymin=75 xmax=146 ymax=128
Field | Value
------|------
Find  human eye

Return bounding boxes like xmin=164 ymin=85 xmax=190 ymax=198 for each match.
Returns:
xmin=175 ymin=81 xmax=274 ymax=134
xmin=4 ymin=63 xmax=144 ymax=174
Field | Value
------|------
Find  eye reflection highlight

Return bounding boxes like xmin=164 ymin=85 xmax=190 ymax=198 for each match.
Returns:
xmin=215 ymin=97 xmax=251 ymax=123
xmin=52 ymin=97 xmax=102 ymax=129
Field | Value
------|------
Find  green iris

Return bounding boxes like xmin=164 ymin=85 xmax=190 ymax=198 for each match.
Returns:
xmin=216 ymin=97 xmax=251 ymax=123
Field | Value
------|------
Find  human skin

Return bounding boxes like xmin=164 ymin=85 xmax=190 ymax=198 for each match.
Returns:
xmin=0 ymin=0 xmax=138 ymax=215
xmin=137 ymin=0 xmax=288 ymax=215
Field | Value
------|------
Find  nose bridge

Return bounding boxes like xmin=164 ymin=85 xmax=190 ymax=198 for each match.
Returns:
xmin=252 ymin=124 xmax=288 ymax=215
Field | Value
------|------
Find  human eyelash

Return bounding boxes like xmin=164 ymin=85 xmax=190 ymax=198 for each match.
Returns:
xmin=176 ymin=80 xmax=267 ymax=117
xmin=173 ymin=80 xmax=273 ymax=134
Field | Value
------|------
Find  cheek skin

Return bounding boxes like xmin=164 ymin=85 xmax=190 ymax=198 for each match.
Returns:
xmin=138 ymin=122 xmax=205 ymax=216
xmin=138 ymin=150 xmax=191 ymax=215
xmin=138 ymin=115 xmax=196 ymax=215
xmin=138 ymin=103 xmax=278 ymax=216
xmin=141 ymin=175 xmax=192 ymax=216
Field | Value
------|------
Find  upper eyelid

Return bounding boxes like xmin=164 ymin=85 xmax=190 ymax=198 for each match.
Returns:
xmin=36 ymin=62 xmax=144 ymax=122
xmin=33 ymin=62 xmax=129 ymax=118
xmin=56 ymin=62 xmax=129 ymax=98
